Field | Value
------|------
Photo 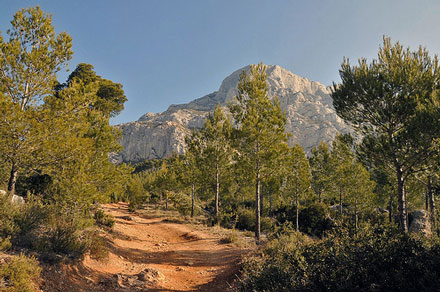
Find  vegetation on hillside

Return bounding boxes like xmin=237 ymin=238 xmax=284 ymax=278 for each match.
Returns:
xmin=1 ymin=6 xmax=440 ymax=292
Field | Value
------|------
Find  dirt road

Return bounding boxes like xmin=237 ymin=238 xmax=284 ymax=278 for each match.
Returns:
xmin=42 ymin=203 xmax=246 ymax=292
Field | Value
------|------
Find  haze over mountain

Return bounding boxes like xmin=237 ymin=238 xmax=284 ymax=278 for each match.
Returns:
xmin=113 ymin=65 xmax=351 ymax=163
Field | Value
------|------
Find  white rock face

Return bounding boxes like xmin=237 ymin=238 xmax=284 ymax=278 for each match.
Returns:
xmin=114 ymin=65 xmax=351 ymax=163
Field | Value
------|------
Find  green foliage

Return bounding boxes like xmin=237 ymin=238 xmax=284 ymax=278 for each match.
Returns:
xmin=0 ymin=254 xmax=41 ymax=292
xmin=13 ymin=196 xmax=48 ymax=246
xmin=94 ymin=209 xmax=115 ymax=229
xmin=229 ymin=63 xmax=288 ymax=238
xmin=0 ymin=195 xmax=18 ymax=239
xmin=283 ymin=144 xmax=312 ymax=230
xmin=185 ymin=104 xmax=233 ymax=217
xmin=87 ymin=231 xmax=109 ymax=261
xmin=329 ymin=135 xmax=377 ymax=228
xmin=297 ymin=202 xmax=334 ymax=237
xmin=309 ymin=142 xmax=333 ymax=202
xmin=0 ymin=6 xmax=73 ymax=109
xmin=239 ymin=226 xmax=440 ymax=292
xmin=332 ymin=36 xmax=440 ymax=231
xmin=125 ymin=174 xmax=146 ymax=211
xmin=0 ymin=237 xmax=12 ymax=251
xmin=236 ymin=207 xmax=255 ymax=231
xmin=219 ymin=229 xmax=244 ymax=246
xmin=62 ymin=63 xmax=127 ymax=117
xmin=168 ymin=191 xmax=194 ymax=216
xmin=39 ymin=211 xmax=94 ymax=257
xmin=273 ymin=203 xmax=334 ymax=237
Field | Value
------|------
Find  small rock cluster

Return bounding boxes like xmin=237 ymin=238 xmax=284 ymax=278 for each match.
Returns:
xmin=101 ymin=268 xmax=165 ymax=290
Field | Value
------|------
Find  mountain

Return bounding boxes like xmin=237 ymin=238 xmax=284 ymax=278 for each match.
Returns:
xmin=112 ymin=65 xmax=350 ymax=163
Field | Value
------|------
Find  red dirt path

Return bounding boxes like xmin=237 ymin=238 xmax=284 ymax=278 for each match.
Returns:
xmin=41 ymin=203 xmax=247 ymax=292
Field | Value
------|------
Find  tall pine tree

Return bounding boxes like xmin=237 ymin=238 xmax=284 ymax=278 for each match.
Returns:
xmin=230 ymin=63 xmax=288 ymax=239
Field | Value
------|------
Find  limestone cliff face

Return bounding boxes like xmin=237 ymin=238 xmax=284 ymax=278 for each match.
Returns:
xmin=114 ymin=65 xmax=350 ymax=163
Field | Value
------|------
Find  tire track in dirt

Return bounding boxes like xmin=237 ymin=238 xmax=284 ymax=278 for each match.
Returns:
xmin=74 ymin=203 xmax=246 ymax=292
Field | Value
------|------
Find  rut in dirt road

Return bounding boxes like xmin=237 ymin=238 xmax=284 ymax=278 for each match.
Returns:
xmin=77 ymin=203 xmax=248 ymax=292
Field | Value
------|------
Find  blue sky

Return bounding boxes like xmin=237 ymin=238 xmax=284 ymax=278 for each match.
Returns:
xmin=1 ymin=0 xmax=440 ymax=124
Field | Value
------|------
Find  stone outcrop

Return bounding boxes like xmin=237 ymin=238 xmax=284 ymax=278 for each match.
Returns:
xmin=113 ymin=64 xmax=351 ymax=163
xmin=409 ymin=210 xmax=431 ymax=236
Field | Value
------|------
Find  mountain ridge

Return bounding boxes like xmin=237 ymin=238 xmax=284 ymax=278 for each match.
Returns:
xmin=113 ymin=64 xmax=350 ymax=163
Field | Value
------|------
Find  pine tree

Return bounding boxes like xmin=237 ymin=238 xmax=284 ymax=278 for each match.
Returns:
xmin=285 ymin=144 xmax=312 ymax=231
xmin=309 ymin=142 xmax=332 ymax=203
xmin=229 ymin=63 xmax=288 ymax=239
xmin=332 ymin=37 xmax=440 ymax=232
xmin=199 ymin=105 xmax=233 ymax=219
xmin=329 ymin=135 xmax=376 ymax=229
xmin=0 ymin=6 xmax=72 ymax=193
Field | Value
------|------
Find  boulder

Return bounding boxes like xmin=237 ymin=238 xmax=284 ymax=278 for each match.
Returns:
xmin=137 ymin=268 xmax=165 ymax=284
xmin=409 ymin=210 xmax=431 ymax=236
xmin=11 ymin=194 xmax=24 ymax=205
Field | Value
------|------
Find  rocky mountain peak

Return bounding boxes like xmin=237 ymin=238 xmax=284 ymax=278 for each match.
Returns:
xmin=113 ymin=64 xmax=350 ymax=164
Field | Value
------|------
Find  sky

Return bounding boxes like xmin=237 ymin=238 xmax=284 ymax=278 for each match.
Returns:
xmin=1 ymin=0 xmax=440 ymax=124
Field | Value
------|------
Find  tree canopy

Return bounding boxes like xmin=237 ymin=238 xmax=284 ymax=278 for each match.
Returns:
xmin=331 ymin=36 xmax=440 ymax=232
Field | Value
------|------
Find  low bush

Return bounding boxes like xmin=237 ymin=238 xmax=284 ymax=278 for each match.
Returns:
xmin=88 ymin=230 xmax=109 ymax=261
xmin=0 ymin=237 xmax=12 ymax=251
xmin=219 ymin=230 xmax=240 ymax=244
xmin=94 ymin=209 xmax=115 ymax=228
xmin=238 ymin=225 xmax=440 ymax=292
xmin=0 ymin=195 xmax=18 ymax=239
xmin=273 ymin=203 xmax=334 ymax=237
xmin=0 ymin=254 xmax=41 ymax=292
xmin=298 ymin=202 xmax=334 ymax=237
xmin=168 ymin=191 xmax=193 ymax=216
xmin=236 ymin=207 xmax=255 ymax=231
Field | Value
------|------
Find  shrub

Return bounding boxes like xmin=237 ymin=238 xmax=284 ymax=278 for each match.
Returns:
xmin=168 ymin=191 xmax=193 ymax=216
xmin=0 ymin=194 xmax=18 ymax=239
xmin=14 ymin=197 xmax=49 ymax=247
xmin=220 ymin=230 xmax=240 ymax=244
xmin=94 ymin=209 xmax=115 ymax=228
xmin=0 ymin=237 xmax=12 ymax=251
xmin=236 ymin=207 xmax=255 ymax=231
xmin=125 ymin=174 xmax=146 ymax=210
xmin=87 ymin=231 xmax=109 ymax=261
xmin=261 ymin=216 xmax=275 ymax=233
xmin=238 ymin=225 xmax=440 ymax=292
xmin=273 ymin=203 xmax=334 ymax=237
xmin=0 ymin=254 xmax=41 ymax=292
xmin=298 ymin=202 xmax=334 ymax=237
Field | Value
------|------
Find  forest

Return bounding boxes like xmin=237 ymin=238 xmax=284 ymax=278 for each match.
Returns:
xmin=1 ymin=6 xmax=440 ymax=292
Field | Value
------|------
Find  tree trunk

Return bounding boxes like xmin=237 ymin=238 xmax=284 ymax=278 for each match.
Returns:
xmin=354 ymin=196 xmax=358 ymax=232
xmin=388 ymin=192 xmax=393 ymax=223
xmin=260 ymin=182 xmax=264 ymax=218
xmin=428 ymin=177 xmax=436 ymax=233
xmin=295 ymin=196 xmax=299 ymax=232
xmin=215 ymin=165 xmax=219 ymax=218
xmin=397 ymin=169 xmax=408 ymax=232
xmin=426 ymin=187 xmax=430 ymax=211
xmin=255 ymin=171 xmax=261 ymax=240
xmin=165 ymin=193 xmax=168 ymax=210
xmin=7 ymin=162 xmax=18 ymax=194
xmin=191 ymin=183 xmax=195 ymax=218
xmin=269 ymin=190 xmax=273 ymax=217
xmin=339 ymin=190 xmax=343 ymax=217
